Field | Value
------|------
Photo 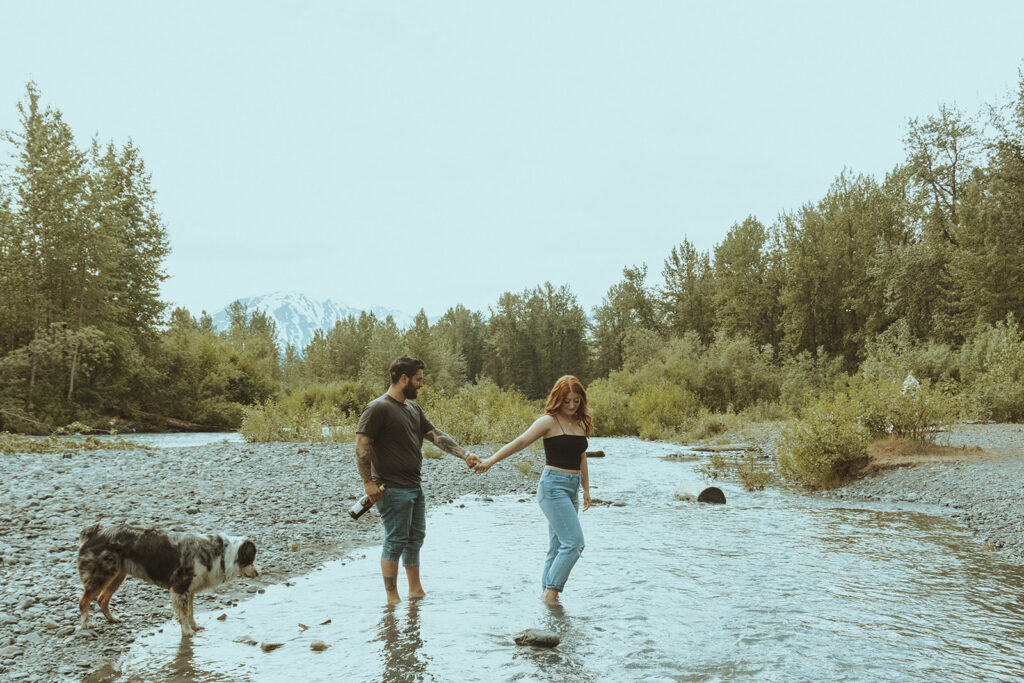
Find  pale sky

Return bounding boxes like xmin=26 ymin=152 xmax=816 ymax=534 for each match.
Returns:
xmin=3 ymin=2 xmax=1023 ymax=318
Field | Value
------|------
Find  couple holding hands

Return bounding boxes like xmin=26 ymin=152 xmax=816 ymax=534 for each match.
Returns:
xmin=355 ymin=356 xmax=592 ymax=607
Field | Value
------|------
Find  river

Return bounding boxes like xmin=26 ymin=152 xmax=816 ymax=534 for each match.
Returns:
xmin=110 ymin=437 xmax=1024 ymax=682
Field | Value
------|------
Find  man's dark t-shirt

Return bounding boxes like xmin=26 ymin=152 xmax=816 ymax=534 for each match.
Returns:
xmin=356 ymin=394 xmax=435 ymax=488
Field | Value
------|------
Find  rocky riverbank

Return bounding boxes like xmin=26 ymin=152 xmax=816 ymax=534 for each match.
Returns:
xmin=0 ymin=440 xmax=535 ymax=682
xmin=822 ymin=424 xmax=1024 ymax=561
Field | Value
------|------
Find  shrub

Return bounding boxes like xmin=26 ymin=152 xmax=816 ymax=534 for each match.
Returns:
xmin=630 ymin=384 xmax=700 ymax=441
xmin=777 ymin=393 xmax=869 ymax=489
xmin=587 ymin=378 xmax=636 ymax=436
xmin=958 ymin=317 xmax=1024 ymax=421
xmin=861 ymin=320 xmax=959 ymax=384
xmin=239 ymin=400 xmax=357 ymax=443
xmin=846 ymin=375 xmax=958 ymax=441
xmin=736 ymin=452 xmax=772 ymax=490
xmin=418 ymin=379 xmax=541 ymax=446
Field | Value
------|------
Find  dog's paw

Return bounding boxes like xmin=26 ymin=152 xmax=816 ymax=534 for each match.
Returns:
xmin=104 ymin=616 xmax=122 ymax=624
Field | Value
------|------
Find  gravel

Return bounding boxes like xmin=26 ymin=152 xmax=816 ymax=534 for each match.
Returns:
xmin=822 ymin=423 xmax=1024 ymax=561
xmin=0 ymin=441 xmax=534 ymax=681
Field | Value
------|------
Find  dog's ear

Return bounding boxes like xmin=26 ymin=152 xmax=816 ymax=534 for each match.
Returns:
xmin=237 ymin=539 xmax=256 ymax=566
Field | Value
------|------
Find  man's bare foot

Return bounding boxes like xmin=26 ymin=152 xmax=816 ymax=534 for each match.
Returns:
xmin=408 ymin=589 xmax=425 ymax=600
xmin=386 ymin=592 xmax=402 ymax=606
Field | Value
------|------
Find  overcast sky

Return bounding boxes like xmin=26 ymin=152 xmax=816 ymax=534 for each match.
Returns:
xmin=3 ymin=2 xmax=1023 ymax=318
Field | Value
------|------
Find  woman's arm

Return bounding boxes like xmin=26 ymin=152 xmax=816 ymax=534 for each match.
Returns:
xmin=580 ymin=451 xmax=591 ymax=511
xmin=476 ymin=416 xmax=552 ymax=473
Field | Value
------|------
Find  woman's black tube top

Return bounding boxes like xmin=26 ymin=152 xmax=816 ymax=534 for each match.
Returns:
xmin=543 ymin=434 xmax=588 ymax=470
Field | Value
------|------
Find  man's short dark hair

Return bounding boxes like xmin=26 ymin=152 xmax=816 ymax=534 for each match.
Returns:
xmin=390 ymin=355 xmax=425 ymax=384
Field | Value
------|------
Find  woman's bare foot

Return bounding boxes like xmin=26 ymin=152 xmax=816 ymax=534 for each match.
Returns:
xmin=541 ymin=589 xmax=561 ymax=606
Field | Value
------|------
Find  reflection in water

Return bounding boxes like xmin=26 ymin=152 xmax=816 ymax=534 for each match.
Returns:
xmin=377 ymin=602 xmax=428 ymax=683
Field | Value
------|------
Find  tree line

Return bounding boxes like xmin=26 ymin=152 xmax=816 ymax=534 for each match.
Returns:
xmin=2 ymin=74 xmax=1023 ymax=433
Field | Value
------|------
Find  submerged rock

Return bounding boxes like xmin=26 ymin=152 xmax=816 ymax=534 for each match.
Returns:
xmin=674 ymin=489 xmax=695 ymax=502
xmin=514 ymin=629 xmax=560 ymax=647
xmin=697 ymin=487 xmax=726 ymax=504
xmin=310 ymin=640 xmax=330 ymax=651
xmin=260 ymin=641 xmax=284 ymax=652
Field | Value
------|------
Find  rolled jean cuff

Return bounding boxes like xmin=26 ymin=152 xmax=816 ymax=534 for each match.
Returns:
xmin=381 ymin=549 xmax=403 ymax=563
xmin=402 ymin=550 xmax=420 ymax=567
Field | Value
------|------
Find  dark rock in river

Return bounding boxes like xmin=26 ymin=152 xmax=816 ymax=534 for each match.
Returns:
xmin=514 ymin=629 xmax=560 ymax=647
xmin=697 ymin=487 xmax=726 ymax=504
xmin=586 ymin=450 xmax=606 ymax=458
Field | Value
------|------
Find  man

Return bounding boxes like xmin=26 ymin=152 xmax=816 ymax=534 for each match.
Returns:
xmin=355 ymin=355 xmax=480 ymax=605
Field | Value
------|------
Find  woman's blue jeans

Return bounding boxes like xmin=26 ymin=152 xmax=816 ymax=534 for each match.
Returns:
xmin=377 ymin=486 xmax=426 ymax=567
xmin=537 ymin=468 xmax=584 ymax=592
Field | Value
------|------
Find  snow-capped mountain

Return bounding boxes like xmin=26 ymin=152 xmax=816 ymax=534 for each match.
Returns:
xmin=210 ymin=292 xmax=420 ymax=352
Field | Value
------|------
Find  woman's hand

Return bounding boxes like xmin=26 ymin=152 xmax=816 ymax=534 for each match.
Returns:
xmin=583 ymin=490 xmax=591 ymax=511
xmin=475 ymin=457 xmax=495 ymax=474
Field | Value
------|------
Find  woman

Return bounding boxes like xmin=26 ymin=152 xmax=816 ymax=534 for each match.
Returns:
xmin=475 ymin=375 xmax=592 ymax=605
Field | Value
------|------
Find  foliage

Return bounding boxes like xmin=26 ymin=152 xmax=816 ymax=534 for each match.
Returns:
xmin=418 ymin=380 xmax=541 ymax=447
xmin=845 ymin=374 xmax=958 ymax=441
xmin=958 ymin=316 xmax=1024 ymax=421
xmin=777 ymin=393 xmax=870 ymax=489
xmin=586 ymin=377 xmax=636 ymax=436
xmin=482 ymin=282 xmax=589 ymax=399
xmin=0 ymin=430 xmax=152 ymax=455
xmin=239 ymin=400 xmax=357 ymax=443
xmin=630 ymin=384 xmax=701 ymax=441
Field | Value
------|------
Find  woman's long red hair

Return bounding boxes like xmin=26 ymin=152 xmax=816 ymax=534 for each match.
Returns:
xmin=544 ymin=375 xmax=593 ymax=437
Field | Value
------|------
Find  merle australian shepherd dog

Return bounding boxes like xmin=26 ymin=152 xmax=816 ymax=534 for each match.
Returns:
xmin=77 ymin=524 xmax=259 ymax=637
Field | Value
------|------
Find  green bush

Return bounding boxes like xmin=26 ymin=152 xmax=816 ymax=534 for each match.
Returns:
xmin=630 ymin=384 xmax=700 ymax=441
xmin=587 ymin=377 xmax=636 ymax=436
xmin=239 ymin=400 xmax=357 ymax=443
xmin=696 ymin=334 xmax=781 ymax=412
xmin=958 ymin=317 xmax=1024 ymax=421
xmin=846 ymin=374 xmax=958 ymax=440
xmin=777 ymin=393 xmax=869 ymax=489
xmin=281 ymin=381 xmax=378 ymax=417
xmin=418 ymin=379 xmax=541 ymax=446
xmin=860 ymin=320 xmax=959 ymax=384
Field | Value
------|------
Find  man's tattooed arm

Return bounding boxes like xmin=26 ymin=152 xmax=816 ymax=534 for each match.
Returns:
xmin=355 ymin=434 xmax=375 ymax=482
xmin=425 ymin=429 xmax=480 ymax=467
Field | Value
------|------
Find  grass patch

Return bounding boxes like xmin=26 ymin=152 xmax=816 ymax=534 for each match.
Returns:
xmin=852 ymin=436 xmax=991 ymax=478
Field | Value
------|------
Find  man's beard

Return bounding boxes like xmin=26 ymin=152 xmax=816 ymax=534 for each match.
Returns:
xmin=403 ymin=383 xmax=419 ymax=399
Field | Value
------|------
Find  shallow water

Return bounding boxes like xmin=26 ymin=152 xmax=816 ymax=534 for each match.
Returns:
xmin=31 ymin=431 xmax=244 ymax=448
xmin=114 ymin=437 xmax=1024 ymax=682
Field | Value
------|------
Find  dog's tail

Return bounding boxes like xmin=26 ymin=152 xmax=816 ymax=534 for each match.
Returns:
xmin=79 ymin=523 xmax=102 ymax=545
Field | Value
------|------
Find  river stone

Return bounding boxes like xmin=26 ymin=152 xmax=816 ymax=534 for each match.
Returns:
xmin=674 ymin=489 xmax=695 ymax=502
xmin=310 ymin=640 xmax=330 ymax=651
xmin=697 ymin=487 xmax=726 ymax=504
xmin=514 ymin=629 xmax=560 ymax=647
xmin=260 ymin=641 xmax=284 ymax=652
xmin=0 ymin=645 xmax=23 ymax=657
xmin=586 ymin=450 xmax=606 ymax=458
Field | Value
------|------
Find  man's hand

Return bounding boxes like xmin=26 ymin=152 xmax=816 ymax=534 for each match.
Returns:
xmin=364 ymin=480 xmax=383 ymax=503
